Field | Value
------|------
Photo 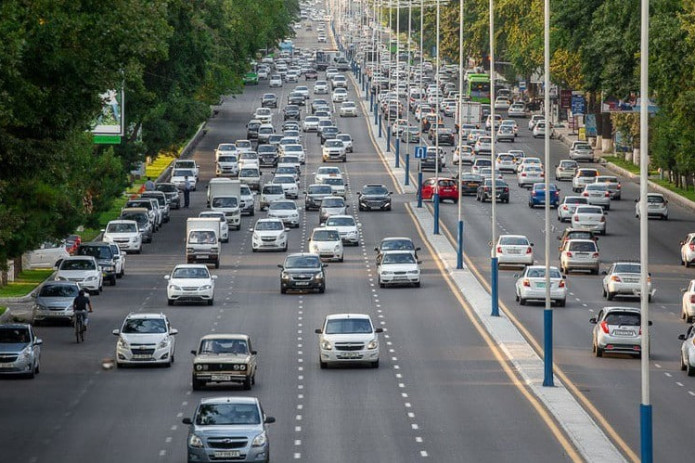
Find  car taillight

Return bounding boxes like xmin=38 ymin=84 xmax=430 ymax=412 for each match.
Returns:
xmin=610 ymin=275 xmax=621 ymax=282
xmin=583 ymin=192 xmax=589 ymax=197
xmin=592 ymin=252 xmax=599 ymax=258
xmin=572 ymin=216 xmax=578 ymax=221
xmin=562 ymin=205 xmax=568 ymax=210
xmin=504 ymin=187 xmax=509 ymax=193
xmin=521 ymin=173 xmax=527 ymax=177
xmin=526 ymin=247 xmax=532 ymax=254
xmin=497 ymin=246 xmax=503 ymax=253
xmin=540 ymin=173 xmax=545 ymax=177
xmin=617 ymin=184 xmax=621 ymax=189
xmin=605 ymin=192 xmax=610 ymax=197
xmin=599 ymin=216 xmax=606 ymax=222
xmin=523 ymin=279 xmax=531 ymax=287
xmin=690 ymin=295 xmax=695 ymax=304
xmin=600 ymin=321 xmax=610 ymax=334
xmin=558 ymin=280 xmax=565 ymax=288
xmin=566 ymin=251 xmax=573 ymax=257
xmin=689 ymin=243 xmax=694 ymax=251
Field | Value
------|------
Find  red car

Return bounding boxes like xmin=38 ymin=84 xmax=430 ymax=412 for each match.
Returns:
xmin=65 ymin=234 xmax=81 ymax=255
xmin=421 ymin=178 xmax=459 ymax=203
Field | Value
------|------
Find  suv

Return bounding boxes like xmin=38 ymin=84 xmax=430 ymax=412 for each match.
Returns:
xmin=304 ymin=184 xmax=334 ymax=211
xmin=315 ymin=313 xmax=383 ymax=368
xmin=590 ymin=307 xmax=648 ymax=358
xmin=76 ymin=242 xmax=119 ymax=286
xmin=155 ymin=182 xmax=181 ymax=209
xmin=283 ymin=104 xmax=301 ymax=121
xmin=182 ymin=397 xmax=275 ymax=462
xmin=191 ymin=334 xmax=258 ymax=390
xmin=0 ymin=324 xmax=42 ymax=378
xmin=357 ymin=184 xmax=392 ymax=211
xmin=112 ymin=313 xmax=178 ymax=367
xmin=141 ymin=191 xmax=170 ymax=223
xmin=279 ymin=253 xmax=327 ymax=294
xmin=602 ymin=262 xmax=653 ymax=301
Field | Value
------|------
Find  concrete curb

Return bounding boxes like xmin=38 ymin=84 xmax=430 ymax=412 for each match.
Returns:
xmin=0 ymin=271 xmax=56 ymax=305
xmin=155 ymin=121 xmax=207 ymax=184
xmin=0 ymin=307 xmax=12 ymax=324
xmin=353 ymin=79 xmax=627 ymax=462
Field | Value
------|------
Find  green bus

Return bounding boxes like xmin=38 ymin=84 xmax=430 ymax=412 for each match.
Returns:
xmin=466 ymin=74 xmax=491 ymax=104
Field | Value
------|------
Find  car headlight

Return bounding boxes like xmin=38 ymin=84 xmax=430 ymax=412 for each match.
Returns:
xmin=200 ymin=285 xmax=212 ymax=291
xmin=407 ymin=270 xmax=419 ymax=275
xmin=314 ymin=272 xmax=324 ymax=281
xmin=55 ymin=276 xmax=67 ymax=281
xmin=252 ymin=431 xmax=267 ymax=447
xmin=334 ymin=245 xmax=341 ymax=252
xmin=34 ymin=304 xmax=47 ymax=311
xmin=281 ymin=272 xmax=291 ymax=280
xmin=310 ymin=245 xmax=319 ymax=253
xmin=367 ymin=339 xmax=378 ymax=350
xmin=86 ymin=276 xmax=97 ymax=281
xmin=158 ymin=338 xmax=170 ymax=349
xmin=170 ymin=285 xmax=182 ymax=291
xmin=321 ymin=340 xmax=333 ymax=350
xmin=117 ymin=338 xmax=129 ymax=349
xmin=381 ymin=271 xmax=393 ymax=276
xmin=189 ymin=434 xmax=204 ymax=448
xmin=20 ymin=347 xmax=33 ymax=360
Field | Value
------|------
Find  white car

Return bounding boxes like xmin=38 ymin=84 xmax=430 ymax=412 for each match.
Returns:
xmin=514 ymin=265 xmax=567 ymax=306
xmin=253 ymin=107 xmax=272 ymax=124
xmin=322 ymin=177 xmax=347 ymax=198
xmin=314 ymin=166 xmax=342 ymax=184
xmin=571 ymin=205 xmax=607 ymax=235
xmin=267 ymin=199 xmax=300 ymax=228
xmin=25 ymin=241 xmax=70 ymax=269
xmin=324 ymin=215 xmax=360 ymax=246
xmin=165 ymin=264 xmax=216 ymax=306
xmin=569 ymin=141 xmax=594 ymax=162
xmin=528 ymin=114 xmax=544 ymax=130
xmin=678 ymin=324 xmax=695 ymax=376
xmin=601 ymin=262 xmax=652 ymax=301
xmin=215 ymin=154 xmax=239 ymax=177
xmin=339 ymin=101 xmax=358 ymax=117
xmin=681 ymin=280 xmax=695 ymax=323
xmin=581 ymin=183 xmax=612 ymax=210
xmin=269 ymin=74 xmax=283 ymax=87
xmin=533 ymin=121 xmax=550 ymax=138
xmin=272 ymin=175 xmax=299 ymax=199
xmin=198 ymin=211 xmax=229 ymax=243
xmin=317 ymin=34 xmax=327 ymax=43
xmin=260 ymin=183 xmax=285 ymax=210
xmin=377 ymin=250 xmax=421 ymax=287
xmin=239 ymin=166 xmax=261 ymax=191
xmin=294 ymin=85 xmax=310 ymax=99
xmin=555 ymin=159 xmax=578 ymax=181
xmin=239 ymin=184 xmax=256 ymax=216
xmin=517 ymin=165 xmax=544 ymax=188
xmin=171 ymin=168 xmax=197 ymax=191
xmin=453 ymin=146 xmax=475 ymax=165
xmin=238 ymin=151 xmax=259 ymax=169
xmin=557 ymin=196 xmax=589 ymax=222
xmin=303 ymin=116 xmax=320 ymax=132
xmin=103 ymin=220 xmax=142 ymax=254
xmin=336 ymin=133 xmax=353 ymax=153
xmin=173 ymin=159 xmax=199 ymax=180
xmin=496 ymin=235 xmax=534 ymax=267
xmin=250 ymin=218 xmax=288 ymax=252
xmin=507 ymin=103 xmax=527 ymax=118
xmin=322 ymin=139 xmax=347 ymax=162
xmin=108 ymin=243 xmax=126 ymax=279
xmin=112 ymin=313 xmax=178 ymax=367
xmin=215 ymin=143 xmax=238 ymax=161
xmin=495 ymin=153 xmax=517 ymax=173
xmin=494 ymin=97 xmax=511 ymax=110
xmin=314 ymin=80 xmax=329 ymax=94
xmin=235 ymin=139 xmax=254 ymax=153
xmin=331 ymin=88 xmax=348 ymax=103
xmin=517 ymin=157 xmax=543 ymax=172
xmin=636 ymin=193 xmax=669 ymax=220
xmin=315 ymin=313 xmax=383 ymax=369
xmin=54 ymin=256 xmax=102 ymax=294
xmin=572 ymin=168 xmax=599 ymax=192
xmin=473 ymin=136 xmax=492 ymax=155
xmin=309 ymin=227 xmax=344 ymax=261
xmin=282 ymin=144 xmax=306 ymax=164
xmin=560 ymin=239 xmax=600 ymax=274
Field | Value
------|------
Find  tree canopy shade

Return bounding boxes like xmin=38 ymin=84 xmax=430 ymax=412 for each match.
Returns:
xmin=0 ymin=0 xmax=298 ymax=268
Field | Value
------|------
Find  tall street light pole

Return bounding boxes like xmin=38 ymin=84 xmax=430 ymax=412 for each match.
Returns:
xmin=432 ymin=0 xmax=441 ymax=234
xmin=489 ymin=0 xmax=498 ymax=316
xmin=639 ymin=0 xmax=652 ymax=460
xmin=542 ymin=0 xmax=553 ymax=387
xmin=456 ymin=0 xmax=464 ymax=269
xmin=417 ymin=0 xmax=425 ymax=208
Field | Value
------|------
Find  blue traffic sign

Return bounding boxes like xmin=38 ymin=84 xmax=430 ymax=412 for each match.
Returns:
xmin=414 ymin=146 xmax=427 ymax=159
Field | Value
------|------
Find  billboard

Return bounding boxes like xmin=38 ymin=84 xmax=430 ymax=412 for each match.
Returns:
xmin=92 ymin=89 xmax=124 ymax=144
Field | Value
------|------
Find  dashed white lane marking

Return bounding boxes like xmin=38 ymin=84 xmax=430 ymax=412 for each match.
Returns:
xmin=411 ymin=424 xmax=419 ymax=430
xmin=159 ymin=450 xmax=166 ymax=457
xmin=420 ymin=450 xmax=429 ymax=457
xmin=665 ymin=372 xmax=672 ymax=377
xmin=689 ymin=391 xmax=695 ymax=396
xmin=676 ymin=382 xmax=684 ymax=387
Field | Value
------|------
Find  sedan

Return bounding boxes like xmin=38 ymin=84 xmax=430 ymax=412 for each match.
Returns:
xmin=318 ymin=196 xmax=348 ymax=224
xmin=496 ymin=125 xmax=515 ymax=143
xmin=112 ymin=313 xmax=178 ymax=367
xmin=459 ymin=173 xmax=484 ymax=196
xmin=602 ymin=262 xmax=652 ymax=301
xmin=377 ymin=250 xmax=421 ymax=288
xmin=572 ymin=168 xmax=599 ymax=193
xmin=590 ymin=307 xmax=646 ymax=357
xmin=571 ymin=205 xmax=607 ymax=235
xmin=0 ymin=324 xmax=42 ymax=378
xmin=190 ymin=335 xmax=258 ymax=390
xmin=251 ymin=218 xmax=288 ymax=252
xmin=322 ymin=139 xmax=347 ymax=162
xmin=679 ymin=325 xmax=695 ymax=376
xmin=557 ymin=196 xmax=589 ymax=222
xmin=528 ymin=183 xmax=560 ymax=208
xmin=496 ymin=235 xmax=534 ymax=267
xmin=515 ymin=266 xmax=566 ymax=307
xmin=269 ymin=74 xmax=283 ymax=87
xmin=336 ymin=133 xmax=353 ymax=153
xmin=267 ymin=200 xmax=300 ymax=228
xmin=581 ymin=183 xmax=612 ymax=210
xmin=32 ymin=281 xmax=80 ymax=325
xmin=507 ymin=103 xmax=527 ymax=118
xmin=560 ymin=239 xmax=600 ymax=274
xmin=183 ymin=397 xmax=275 ymax=462
xmin=165 ymin=264 xmax=216 ymax=306
xmin=555 ymin=160 xmax=579 ymax=181
xmin=331 ymin=88 xmax=348 ymax=103
xmin=517 ymin=165 xmax=545 ymax=188
xmin=261 ymin=93 xmax=278 ymax=108
xmin=339 ymin=101 xmax=358 ymax=117
xmin=476 ymin=179 xmax=510 ymax=203
xmin=303 ymin=116 xmax=320 ymax=132
xmin=680 ymin=280 xmax=695 ymax=323
xmin=54 ymin=256 xmax=103 ymax=294
xmin=324 ymin=215 xmax=360 ymax=246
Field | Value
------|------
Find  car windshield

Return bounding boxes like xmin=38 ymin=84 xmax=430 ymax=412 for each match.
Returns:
xmin=218 ymin=155 xmax=237 ymax=163
xmin=312 ymin=230 xmax=340 ymax=241
xmin=240 ymin=169 xmax=259 ymax=177
xmin=568 ymin=241 xmax=597 ymax=252
xmin=604 ymin=312 xmax=640 ymax=326
xmin=270 ymin=202 xmax=296 ymax=211
xmin=322 ymin=198 xmax=344 ymax=207
xmin=475 ymin=160 xmax=492 ymax=167
xmin=564 ymin=197 xmax=586 ymax=204
xmin=0 ymin=328 xmax=30 ymax=344
xmin=77 ymin=245 xmax=112 ymax=260
xmin=362 ymin=186 xmax=388 ymax=195
xmin=647 ymin=195 xmax=665 ymax=203
xmin=309 ymin=186 xmax=332 ymax=194
xmin=525 ymin=268 xmax=562 ymax=279
xmin=120 ymin=213 xmax=148 ymax=226
xmin=256 ymin=221 xmax=284 ymax=231
xmin=285 ymin=145 xmax=302 ymax=152
xmin=199 ymin=339 xmax=248 ymax=355
xmin=155 ymin=184 xmax=177 ymax=193
xmin=586 ymin=184 xmax=607 ymax=190
xmin=122 ymin=318 xmax=167 ymax=334
xmin=323 ymin=178 xmax=344 ymax=186
xmin=212 ymin=197 xmax=238 ymax=208
xmin=567 ymin=231 xmax=594 ymax=240
xmin=107 ymin=222 xmax=137 ymax=233
xmin=326 ymin=217 xmax=355 ymax=227
xmin=325 ymin=318 xmax=373 ymax=334
xmin=579 ymin=170 xmax=598 ymax=177
xmin=382 ymin=252 xmax=416 ymax=264
xmin=326 ymin=141 xmax=342 ymax=147
xmin=199 ymin=213 xmax=224 ymax=221
xmin=188 ymin=230 xmax=216 ymax=244
xmin=274 ymin=176 xmax=294 ymax=184
xmin=195 ymin=404 xmax=260 ymax=426
xmin=560 ymin=161 xmax=577 ymax=168
xmin=500 ymin=236 xmax=529 ymax=246
xmin=614 ymin=263 xmax=641 ymax=274
xmin=285 ymin=256 xmax=321 ymax=269
xmin=381 ymin=239 xmax=414 ymax=251
xmin=172 ymin=267 xmax=210 ymax=279
xmin=173 ymin=169 xmax=194 ymax=177
xmin=39 ymin=284 xmax=79 ymax=297
xmin=176 ymin=161 xmax=195 ymax=169
xmin=263 ymin=186 xmax=284 ymax=194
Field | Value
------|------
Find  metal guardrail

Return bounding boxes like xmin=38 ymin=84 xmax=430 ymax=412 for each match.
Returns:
xmin=155 ymin=121 xmax=208 ymax=184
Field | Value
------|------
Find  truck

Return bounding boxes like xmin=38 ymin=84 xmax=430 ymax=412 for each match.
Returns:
xmin=186 ymin=218 xmax=220 ymax=269
xmin=455 ymin=101 xmax=483 ymax=132
xmin=315 ymin=49 xmax=341 ymax=71
xmin=207 ymin=178 xmax=241 ymax=230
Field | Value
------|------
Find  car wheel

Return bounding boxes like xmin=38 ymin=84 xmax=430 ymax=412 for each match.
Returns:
xmin=593 ymin=342 xmax=603 ymax=357
xmin=606 ymin=291 xmax=614 ymax=301
xmin=111 ymin=276 xmax=117 ymax=286
xmin=167 ymin=298 xmax=174 ymax=306
xmin=318 ymin=285 xmax=325 ymax=294
xmin=519 ymin=297 xmax=526 ymax=306
xmin=320 ymin=361 xmax=327 ymax=369
xmin=371 ymin=360 xmax=379 ymax=369
xmin=250 ymin=209 xmax=255 ymax=216
xmin=557 ymin=299 xmax=566 ymax=307
xmin=681 ymin=353 xmax=687 ymax=371
xmin=648 ymin=294 xmax=652 ymax=303
xmin=414 ymin=281 xmax=421 ymax=288
xmin=208 ymin=299 xmax=214 ymax=306
xmin=243 ymin=376 xmax=252 ymax=390
xmin=688 ymin=362 xmax=695 ymax=377
xmin=281 ymin=287 xmax=287 ymax=294
xmin=192 ymin=377 xmax=204 ymax=391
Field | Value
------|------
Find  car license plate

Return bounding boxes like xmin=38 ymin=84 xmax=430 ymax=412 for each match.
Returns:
xmin=197 ymin=255 xmax=208 ymax=259
xmin=576 ymin=252 xmax=588 ymax=257
xmin=339 ymin=353 xmax=360 ymax=359
xmin=0 ymin=363 xmax=13 ymax=368
xmin=613 ymin=330 xmax=635 ymax=336
xmin=295 ymin=282 xmax=309 ymax=286
xmin=133 ymin=354 xmax=151 ymax=359
xmin=535 ymin=282 xmax=546 ymax=288
xmin=215 ymin=451 xmax=240 ymax=458
xmin=507 ymin=249 xmax=520 ymax=254
xmin=211 ymin=375 xmax=231 ymax=381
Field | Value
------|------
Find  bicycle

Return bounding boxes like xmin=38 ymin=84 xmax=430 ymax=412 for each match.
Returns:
xmin=74 ymin=311 xmax=86 ymax=343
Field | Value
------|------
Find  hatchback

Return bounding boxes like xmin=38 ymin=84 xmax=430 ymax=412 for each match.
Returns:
xmin=514 ymin=266 xmax=566 ymax=307
xmin=678 ymin=325 xmax=695 ymax=375
xmin=636 ymin=193 xmax=668 ymax=220
xmin=32 ymin=281 xmax=80 ymax=325
xmin=560 ymin=239 xmax=600 ymax=274
xmin=112 ymin=313 xmax=178 ymax=367
xmin=308 ymin=227 xmax=344 ymax=261
xmin=590 ymin=307 xmax=647 ymax=357
xmin=421 ymin=178 xmax=458 ymax=203
xmin=528 ymin=183 xmax=560 ymax=208
xmin=0 ymin=324 xmax=42 ymax=378
xmin=557 ymin=196 xmax=589 ymax=222
xmin=555 ymin=160 xmax=579 ymax=181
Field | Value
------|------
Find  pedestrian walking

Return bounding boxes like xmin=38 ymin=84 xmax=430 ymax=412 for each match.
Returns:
xmin=183 ymin=176 xmax=191 ymax=208
xmin=144 ymin=177 xmax=155 ymax=191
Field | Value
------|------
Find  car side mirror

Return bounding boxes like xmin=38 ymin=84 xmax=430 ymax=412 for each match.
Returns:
xmin=648 ymin=321 xmax=653 ymax=326
xmin=513 ymin=273 xmax=519 ymax=278
xmin=680 ymin=241 xmax=685 ymax=246
xmin=164 ymin=275 xmax=170 ymax=280
xmin=190 ymin=350 xmax=197 ymax=355
xmin=415 ymin=247 xmax=421 ymax=251
xmin=601 ymin=270 xmax=607 ymax=275
xmin=170 ymin=329 xmax=179 ymax=335
xmin=589 ymin=318 xmax=597 ymax=324
xmin=679 ymin=334 xmax=687 ymax=340
xmin=112 ymin=329 xmax=120 ymax=336
xmin=375 ymin=328 xmax=384 ymax=334
xmin=277 ymin=264 xmax=283 ymax=269
xmin=182 ymin=417 xmax=193 ymax=425
xmin=34 ymin=339 xmax=43 ymax=346
xmin=211 ymin=275 xmax=218 ymax=280
xmin=251 ymin=350 xmax=257 ymax=355
xmin=314 ymin=328 xmax=323 ymax=334
xmin=248 ymin=228 xmax=254 ymax=232
xmin=55 ymin=259 xmax=63 ymax=269
xmin=265 ymin=416 xmax=276 ymax=424
xmin=635 ymin=199 xmax=639 ymax=202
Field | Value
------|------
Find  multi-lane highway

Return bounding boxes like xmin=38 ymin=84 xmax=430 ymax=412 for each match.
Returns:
xmin=0 ymin=26 xmax=582 ymax=463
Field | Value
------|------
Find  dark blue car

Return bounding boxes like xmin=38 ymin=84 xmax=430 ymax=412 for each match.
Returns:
xmin=528 ymin=183 xmax=560 ymax=208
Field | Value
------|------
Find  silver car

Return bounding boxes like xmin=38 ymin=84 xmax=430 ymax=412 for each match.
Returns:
xmin=602 ymin=262 xmax=653 ymax=302
xmin=572 ymin=168 xmax=599 ymax=193
xmin=267 ymin=200 xmax=300 ymax=228
xmin=581 ymin=183 xmax=612 ymax=210
xmin=590 ymin=307 xmax=646 ymax=358
xmin=555 ymin=160 xmax=578 ymax=181
xmin=183 ymin=397 xmax=275 ymax=463
xmin=569 ymin=141 xmax=594 ymax=162
xmin=678 ymin=324 xmax=695 ymax=376
xmin=571 ymin=205 xmax=607 ymax=235
xmin=557 ymin=196 xmax=589 ymax=222
xmin=33 ymin=280 xmax=80 ymax=324
xmin=636 ymin=193 xmax=668 ymax=220
xmin=595 ymin=175 xmax=622 ymax=200
xmin=318 ymin=196 xmax=348 ymax=224
xmin=560 ymin=239 xmax=600 ymax=274
xmin=0 ymin=324 xmax=42 ymax=378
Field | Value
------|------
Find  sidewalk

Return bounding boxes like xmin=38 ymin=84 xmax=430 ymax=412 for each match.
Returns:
xmin=350 ymin=70 xmax=628 ymax=463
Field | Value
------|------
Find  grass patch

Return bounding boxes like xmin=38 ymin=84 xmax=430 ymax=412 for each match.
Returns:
xmin=652 ymin=179 xmax=695 ymax=203
xmin=81 ymin=195 xmax=129 ymax=241
xmin=0 ymin=269 xmax=53 ymax=298
xmin=0 ymin=307 xmax=6 ymax=317
xmin=145 ymin=154 xmax=176 ymax=178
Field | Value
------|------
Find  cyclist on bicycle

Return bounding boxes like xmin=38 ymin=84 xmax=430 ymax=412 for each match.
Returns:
xmin=73 ymin=289 xmax=93 ymax=331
